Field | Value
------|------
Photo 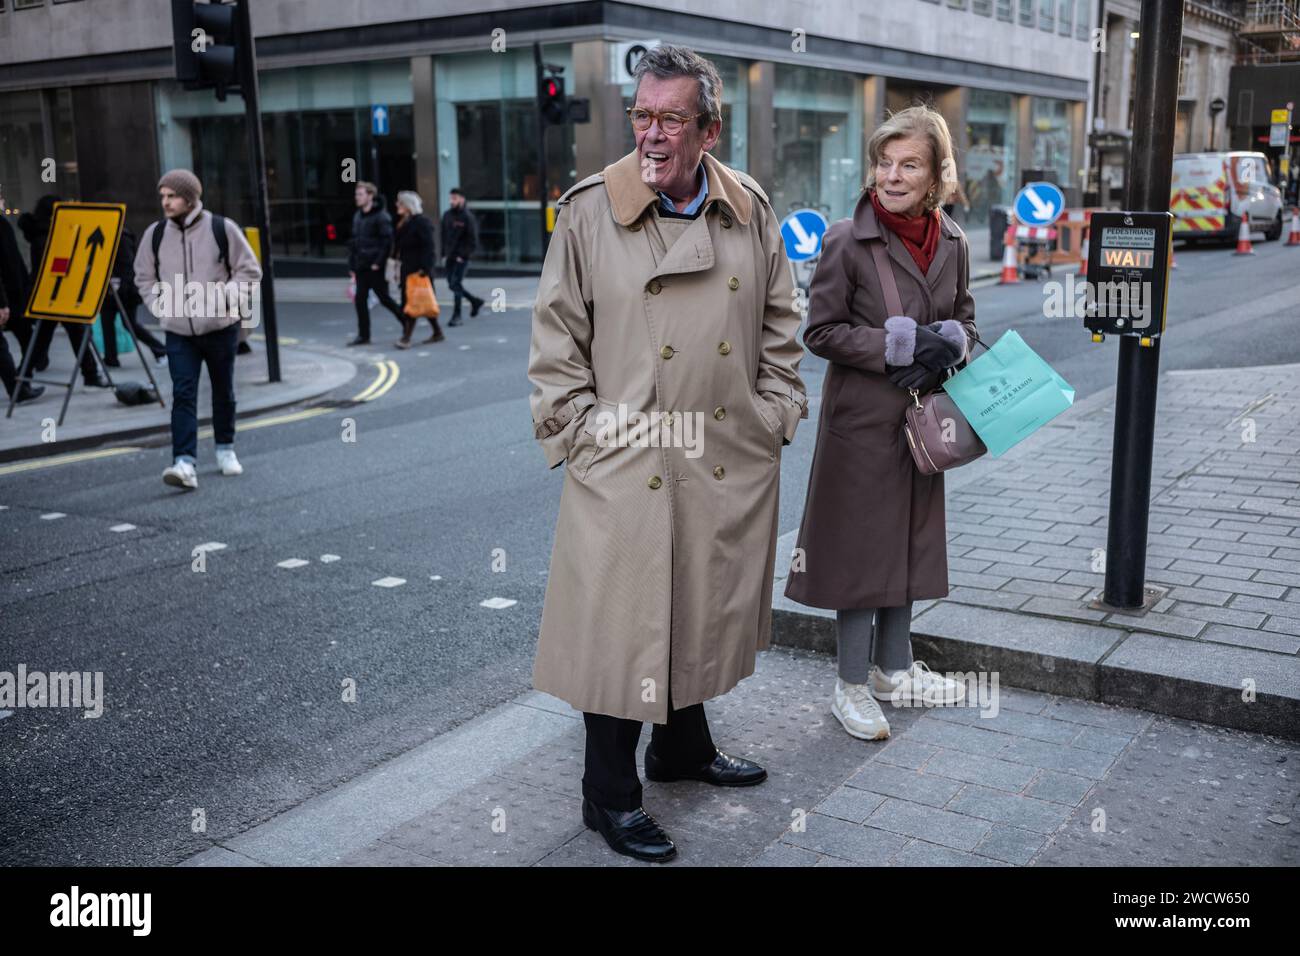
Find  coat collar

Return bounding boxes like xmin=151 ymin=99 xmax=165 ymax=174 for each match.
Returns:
xmin=603 ymin=150 xmax=752 ymax=228
xmin=849 ymin=189 xmax=960 ymax=289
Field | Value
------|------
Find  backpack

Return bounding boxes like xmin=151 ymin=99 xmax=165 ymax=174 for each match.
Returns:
xmin=151 ymin=213 xmax=231 ymax=282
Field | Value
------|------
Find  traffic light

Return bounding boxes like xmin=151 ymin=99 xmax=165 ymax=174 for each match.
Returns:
xmin=171 ymin=0 xmax=243 ymax=101
xmin=539 ymin=68 xmax=566 ymax=126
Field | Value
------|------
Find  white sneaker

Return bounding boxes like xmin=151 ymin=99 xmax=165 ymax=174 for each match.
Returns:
xmin=162 ymin=460 xmax=198 ymax=490
xmin=216 ymin=449 xmax=243 ymax=476
xmin=870 ymin=661 xmax=967 ymax=706
xmin=832 ymin=678 xmax=891 ymax=740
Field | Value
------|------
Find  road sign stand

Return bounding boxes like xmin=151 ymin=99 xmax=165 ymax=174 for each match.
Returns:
xmin=6 ymin=317 xmax=115 ymax=427
xmin=109 ymin=284 xmax=167 ymax=411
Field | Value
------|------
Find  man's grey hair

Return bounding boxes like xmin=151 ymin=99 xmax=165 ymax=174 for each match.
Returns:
xmin=632 ymin=44 xmax=722 ymax=129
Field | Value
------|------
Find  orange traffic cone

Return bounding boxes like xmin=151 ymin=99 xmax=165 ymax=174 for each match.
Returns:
xmin=1287 ymin=206 xmax=1300 ymax=247
xmin=1078 ymin=225 xmax=1089 ymax=277
xmin=998 ymin=226 xmax=1020 ymax=284
xmin=1233 ymin=214 xmax=1255 ymax=255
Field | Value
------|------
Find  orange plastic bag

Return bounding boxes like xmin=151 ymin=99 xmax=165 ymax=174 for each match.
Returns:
xmin=403 ymin=273 xmax=440 ymax=318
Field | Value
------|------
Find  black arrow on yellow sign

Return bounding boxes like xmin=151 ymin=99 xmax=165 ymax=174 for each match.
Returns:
xmin=76 ymin=226 xmax=106 ymax=305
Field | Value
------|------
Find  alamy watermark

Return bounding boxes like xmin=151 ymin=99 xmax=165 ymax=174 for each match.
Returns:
xmin=0 ymin=665 xmax=104 ymax=718
xmin=591 ymin=403 xmax=705 ymax=458
xmin=149 ymin=276 xmax=261 ymax=328
xmin=1042 ymin=274 xmax=1154 ymax=329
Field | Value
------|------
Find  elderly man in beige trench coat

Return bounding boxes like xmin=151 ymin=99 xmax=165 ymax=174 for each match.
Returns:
xmin=527 ymin=45 xmax=807 ymax=863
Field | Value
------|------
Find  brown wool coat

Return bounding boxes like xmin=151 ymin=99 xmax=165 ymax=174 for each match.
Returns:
xmin=784 ymin=191 xmax=978 ymax=610
xmin=528 ymin=150 xmax=808 ymax=723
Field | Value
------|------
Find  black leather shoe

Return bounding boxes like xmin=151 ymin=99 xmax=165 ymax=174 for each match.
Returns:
xmin=470 ymin=297 xmax=484 ymax=317
xmin=346 ymin=336 xmax=371 ymax=347
xmin=15 ymin=384 xmax=44 ymax=404
xmin=84 ymin=372 xmax=111 ymax=388
xmin=581 ymin=798 xmax=676 ymax=863
xmin=644 ymin=746 xmax=768 ymax=787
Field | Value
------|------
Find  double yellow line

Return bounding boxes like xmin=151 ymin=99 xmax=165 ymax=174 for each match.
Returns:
xmin=0 ymin=361 xmax=400 ymax=476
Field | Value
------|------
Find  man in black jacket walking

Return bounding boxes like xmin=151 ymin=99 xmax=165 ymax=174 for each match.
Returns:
xmin=439 ymin=187 xmax=485 ymax=326
xmin=347 ymin=182 xmax=405 ymax=346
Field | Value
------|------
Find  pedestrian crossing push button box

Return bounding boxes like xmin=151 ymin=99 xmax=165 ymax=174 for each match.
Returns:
xmin=1084 ymin=211 xmax=1173 ymax=339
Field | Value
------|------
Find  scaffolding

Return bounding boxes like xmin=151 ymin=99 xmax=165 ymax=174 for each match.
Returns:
xmin=1238 ymin=0 xmax=1300 ymax=62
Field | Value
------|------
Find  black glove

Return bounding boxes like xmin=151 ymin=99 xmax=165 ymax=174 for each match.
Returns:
xmin=912 ymin=323 xmax=964 ymax=371
xmin=888 ymin=364 xmax=944 ymax=392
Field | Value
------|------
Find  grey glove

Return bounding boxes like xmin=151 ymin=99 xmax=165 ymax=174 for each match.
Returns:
xmin=912 ymin=321 xmax=966 ymax=371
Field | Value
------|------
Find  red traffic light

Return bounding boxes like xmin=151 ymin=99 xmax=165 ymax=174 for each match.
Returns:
xmin=545 ymin=79 xmax=559 ymax=98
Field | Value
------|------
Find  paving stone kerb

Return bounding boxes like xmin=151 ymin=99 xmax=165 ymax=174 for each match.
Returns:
xmin=772 ymin=362 xmax=1300 ymax=740
xmin=0 ymin=340 xmax=358 ymax=462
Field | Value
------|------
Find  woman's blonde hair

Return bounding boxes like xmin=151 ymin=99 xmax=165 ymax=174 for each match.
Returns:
xmin=864 ymin=105 xmax=958 ymax=213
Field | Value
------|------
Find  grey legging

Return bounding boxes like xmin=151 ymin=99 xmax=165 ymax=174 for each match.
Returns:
xmin=836 ymin=603 xmax=914 ymax=684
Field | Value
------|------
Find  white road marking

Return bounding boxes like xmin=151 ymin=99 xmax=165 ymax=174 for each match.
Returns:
xmin=495 ymin=337 xmax=507 ymax=343
xmin=0 ymin=505 xmax=8 ymax=511
xmin=458 ymin=345 xmax=471 ymax=350
xmin=277 ymin=558 xmax=310 ymax=569
xmin=480 ymin=597 xmax=517 ymax=609
xmin=195 ymin=542 xmax=227 ymax=553
xmin=0 ymin=710 xmax=12 ymax=720
xmin=320 ymin=554 xmax=341 ymax=563
xmin=40 ymin=512 xmax=66 ymax=520
xmin=416 ymin=351 xmax=429 ymax=357
xmin=110 ymin=523 xmax=137 ymax=533
xmin=372 ymin=576 xmax=406 ymax=588
xmin=429 ymin=575 xmax=443 ymax=581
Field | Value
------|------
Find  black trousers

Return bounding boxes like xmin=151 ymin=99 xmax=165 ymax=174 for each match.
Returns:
xmin=582 ymin=691 xmax=716 ymax=811
xmin=353 ymin=267 xmax=404 ymax=340
xmin=10 ymin=315 xmax=97 ymax=380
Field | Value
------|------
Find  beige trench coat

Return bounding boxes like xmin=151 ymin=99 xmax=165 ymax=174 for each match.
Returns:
xmin=527 ymin=150 xmax=808 ymax=723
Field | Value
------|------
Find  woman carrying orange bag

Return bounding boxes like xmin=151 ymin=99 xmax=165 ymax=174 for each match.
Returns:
xmin=392 ymin=190 xmax=443 ymax=348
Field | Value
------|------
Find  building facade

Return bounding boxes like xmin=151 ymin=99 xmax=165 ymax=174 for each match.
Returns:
xmin=0 ymin=0 xmax=1095 ymax=269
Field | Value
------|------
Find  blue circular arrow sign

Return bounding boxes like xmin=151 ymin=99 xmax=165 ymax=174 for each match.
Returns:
xmin=780 ymin=209 xmax=829 ymax=262
xmin=1013 ymin=181 xmax=1065 ymax=227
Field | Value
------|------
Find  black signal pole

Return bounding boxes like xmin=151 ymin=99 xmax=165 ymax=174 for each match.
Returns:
xmin=236 ymin=0 xmax=280 ymax=382
xmin=533 ymin=41 xmax=550 ymax=260
xmin=1101 ymin=0 xmax=1183 ymax=609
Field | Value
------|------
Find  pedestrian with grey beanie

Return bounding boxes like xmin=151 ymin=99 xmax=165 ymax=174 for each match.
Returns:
xmin=134 ymin=168 xmax=262 ymax=491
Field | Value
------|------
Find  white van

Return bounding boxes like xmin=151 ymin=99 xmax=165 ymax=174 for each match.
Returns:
xmin=1170 ymin=151 xmax=1284 ymax=243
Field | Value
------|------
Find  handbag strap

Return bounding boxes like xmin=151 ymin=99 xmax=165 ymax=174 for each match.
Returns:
xmin=868 ymin=239 xmax=904 ymax=318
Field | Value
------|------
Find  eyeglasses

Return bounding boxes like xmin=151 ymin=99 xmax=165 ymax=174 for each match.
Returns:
xmin=626 ymin=107 xmax=703 ymax=135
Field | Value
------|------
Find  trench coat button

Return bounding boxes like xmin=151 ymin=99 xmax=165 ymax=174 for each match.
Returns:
xmin=713 ymin=465 xmax=725 ymax=480
xmin=648 ymin=279 xmax=662 ymax=295
xmin=713 ymin=406 xmax=726 ymax=421
xmin=663 ymin=412 xmax=675 ymax=426
xmin=648 ymin=475 xmax=663 ymax=490
xmin=717 ymin=341 xmax=731 ymax=355
xmin=728 ymin=276 xmax=740 ymax=290
xmin=660 ymin=344 xmax=674 ymax=360
xmin=720 ymin=213 xmax=733 ymax=228
xmin=629 ymin=220 xmax=642 ymax=232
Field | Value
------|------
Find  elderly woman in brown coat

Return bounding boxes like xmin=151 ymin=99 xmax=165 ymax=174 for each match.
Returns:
xmin=785 ymin=106 xmax=978 ymax=741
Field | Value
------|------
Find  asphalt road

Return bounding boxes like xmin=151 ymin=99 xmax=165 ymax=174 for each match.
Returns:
xmin=1 ymin=235 xmax=1297 ymax=865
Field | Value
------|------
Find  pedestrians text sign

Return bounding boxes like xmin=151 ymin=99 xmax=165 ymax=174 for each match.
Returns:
xmin=26 ymin=203 xmax=125 ymax=324
xmin=780 ymin=209 xmax=829 ymax=262
xmin=1014 ymin=182 xmax=1065 ymax=227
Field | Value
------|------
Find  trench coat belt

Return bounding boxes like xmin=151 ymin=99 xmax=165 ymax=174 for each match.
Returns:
xmin=755 ymin=375 xmax=807 ymax=413
xmin=534 ymin=393 xmax=597 ymax=439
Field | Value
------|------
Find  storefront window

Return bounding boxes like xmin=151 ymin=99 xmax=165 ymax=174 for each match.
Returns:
xmin=0 ymin=88 xmax=79 ymax=262
xmin=436 ymin=45 xmax=573 ymax=266
xmin=772 ymin=64 xmax=863 ymax=222
xmin=1031 ymin=96 xmax=1072 ymax=188
xmin=157 ymin=61 xmax=414 ymax=261
xmin=965 ymin=90 xmax=1017 ymax=227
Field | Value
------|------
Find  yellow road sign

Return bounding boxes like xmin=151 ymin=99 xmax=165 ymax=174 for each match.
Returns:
xmin=1271 ymin=108 xmax=1291 ymax=124
xmin=26 ymin=202 xmax=125 ymax=324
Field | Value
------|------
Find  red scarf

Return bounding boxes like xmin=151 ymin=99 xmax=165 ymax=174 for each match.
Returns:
xmin=869 ymin=189 xmax=940 ymax=275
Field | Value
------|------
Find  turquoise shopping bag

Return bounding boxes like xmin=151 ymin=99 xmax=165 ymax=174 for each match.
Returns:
xmin=91 ymin=314 xmax=136 ymax=356
xmin=943 ymin=330 xmax=1074 ymax=457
